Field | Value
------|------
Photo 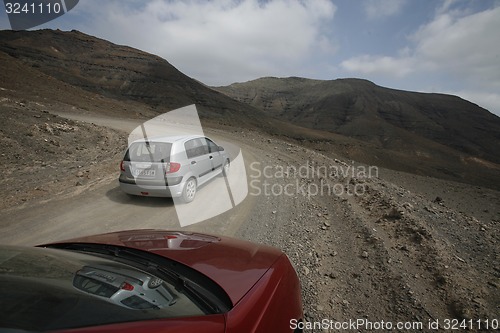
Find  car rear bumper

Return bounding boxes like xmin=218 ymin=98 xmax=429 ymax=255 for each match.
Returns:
xmin=119 ymin=179 xmax=184 ymax=197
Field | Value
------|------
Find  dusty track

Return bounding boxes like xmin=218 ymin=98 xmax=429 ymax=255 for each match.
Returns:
xmin=0 ymin=112 xmax=256 ymax=244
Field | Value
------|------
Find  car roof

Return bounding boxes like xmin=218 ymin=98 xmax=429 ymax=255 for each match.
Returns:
xmin=130 ymin=134 xmax=205 ymax=144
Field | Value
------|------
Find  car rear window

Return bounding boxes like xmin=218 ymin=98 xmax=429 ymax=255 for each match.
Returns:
xmin=73 ymin=275 xmax=120 ymax=298
xmin=124 ymin=142 xmax=172 ymax=162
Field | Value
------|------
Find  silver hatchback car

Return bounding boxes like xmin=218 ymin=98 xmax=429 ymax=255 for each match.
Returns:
xmin=119 ymin=135 xmax=230 ymax=202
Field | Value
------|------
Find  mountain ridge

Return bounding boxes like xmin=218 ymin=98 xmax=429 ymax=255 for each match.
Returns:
xmin=214 ymin=76 xmax=500 ymax=164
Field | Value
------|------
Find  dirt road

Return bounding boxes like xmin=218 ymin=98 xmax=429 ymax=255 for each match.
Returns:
xmin=0 ymin=112 xmax=256 ymax=245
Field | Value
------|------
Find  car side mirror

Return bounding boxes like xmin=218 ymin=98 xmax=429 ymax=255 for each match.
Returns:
xmin=218 ymin=146 xmax=225 ymax=151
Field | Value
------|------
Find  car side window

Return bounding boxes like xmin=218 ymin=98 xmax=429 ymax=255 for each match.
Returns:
xmin=185 ymin=138 xmax=209 ymax=158
xmin=199 ymin=138 xmax=210 ymax=155
xmin=206 ymin=138 xmax=219 ymax=153
xmin=185 ymin=139 xmax=198 ymax=159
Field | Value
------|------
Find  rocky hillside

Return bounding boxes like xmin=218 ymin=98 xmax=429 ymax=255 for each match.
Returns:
xmin=215 ymin=77 xmax=500 ymax=189
xmin=215 ymin=77 xmax=500 ymax=164
xmin=0 ymin=29 xmax=268 ymax=128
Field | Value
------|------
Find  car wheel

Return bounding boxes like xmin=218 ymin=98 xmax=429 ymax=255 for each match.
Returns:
xmin=222 ymin=159 xmax=230 ymax=177
xmin=182 ymin=177 xmax=197 ymax=203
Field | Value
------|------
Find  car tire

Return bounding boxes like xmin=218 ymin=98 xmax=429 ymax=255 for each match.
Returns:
xmin=222 ymin=159 xmax=230 ymax=177
xmin=182 ymin=177 xmax=197 ymax=203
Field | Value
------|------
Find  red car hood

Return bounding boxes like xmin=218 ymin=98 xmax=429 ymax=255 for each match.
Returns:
xmin=44 ymin=229 xmax=283 ymax=306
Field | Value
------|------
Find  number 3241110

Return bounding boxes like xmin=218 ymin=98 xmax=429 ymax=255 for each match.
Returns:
xmin=5 ymin=2 xmax=63 ymax=14
xmin=443 ymin=319 xmax=498 ymax=330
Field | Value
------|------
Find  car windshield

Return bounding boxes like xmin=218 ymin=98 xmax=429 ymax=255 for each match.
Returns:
xmin=0 ymin=245 xmax=211 ymax=332
xmin=125 ymin=142 xmax=172 ymax=162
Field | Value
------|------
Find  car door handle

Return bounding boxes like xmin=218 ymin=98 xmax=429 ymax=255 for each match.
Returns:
xmin=191 ymin=161 xmax=197 ymax=165
xmin=209 ymin=155 xmax=213 ymax=159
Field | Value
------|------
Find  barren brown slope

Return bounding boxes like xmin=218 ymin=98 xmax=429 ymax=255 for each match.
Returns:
xmin=215 ymin=77 xmax=500 ymax=189
xmin=0 ymin=29 xmax=270 ymax=128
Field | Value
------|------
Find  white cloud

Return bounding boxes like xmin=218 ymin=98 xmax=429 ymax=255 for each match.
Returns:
xmin=435 ymin=0 xmax=456 ymax=16
xmin=340 ymin=54 xmax=415 ymax=78
xmin=340 ymin=4 xmax=500 ymax=115
xmin=342 ymin=5 xmax=500 ymax=84
xmin=412 ymin=6 xmax=500 ymax=90
xmin=364 ymin=0 xmax=407 ymax=19
xmin=72 ymin=0 xmax=336 ymax=85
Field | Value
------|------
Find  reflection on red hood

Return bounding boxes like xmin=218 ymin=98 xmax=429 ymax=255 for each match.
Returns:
xmin=47 ymin=230 xmax=283 ymax=305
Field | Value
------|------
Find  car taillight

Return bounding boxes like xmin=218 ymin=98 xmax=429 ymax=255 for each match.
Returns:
xmin=166 ymin=162 xmax=181 ymax=174
xmin=121 ymin=282 xmax=134 ymax=291
xmin=120 ymin=160 xmax=125 ymax=172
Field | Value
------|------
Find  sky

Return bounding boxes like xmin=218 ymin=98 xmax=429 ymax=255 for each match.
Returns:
xmin=1 ymin=0 xmax=499 ymax=116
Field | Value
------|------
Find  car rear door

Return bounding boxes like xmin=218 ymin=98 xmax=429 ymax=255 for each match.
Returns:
xmin=184 ymin=138 xmax=213 ymax=185
xmin=206 ymin=138 xmax=224 ymax=176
